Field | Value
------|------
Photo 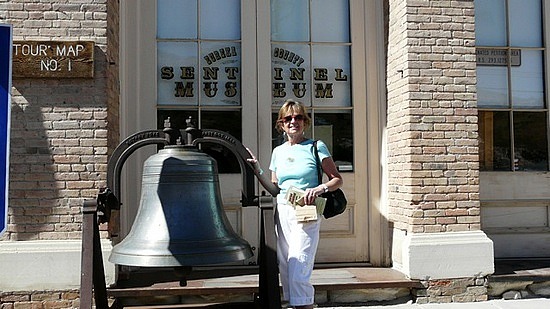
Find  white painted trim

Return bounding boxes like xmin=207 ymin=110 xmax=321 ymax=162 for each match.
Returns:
xmin=119 ymin=0 xmax=157 ymax=238
xmin=0 ymin=240 xmax=115 ymax=291
xmin=393 ymin=231 xmax=494 ymax=280
xmin=364 ymin=0 xmax=390 ymax=266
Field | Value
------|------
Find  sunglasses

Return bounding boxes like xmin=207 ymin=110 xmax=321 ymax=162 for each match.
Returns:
xmin=282 ymin=114 xmax=305 ymax=122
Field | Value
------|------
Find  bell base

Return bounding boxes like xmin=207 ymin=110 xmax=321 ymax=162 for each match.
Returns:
xmin=109 ymin=248 xmax=253 ymax=268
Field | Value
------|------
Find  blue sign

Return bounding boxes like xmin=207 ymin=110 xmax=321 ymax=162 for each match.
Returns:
xmin=0 ymin=24 xmax=12 ymax=237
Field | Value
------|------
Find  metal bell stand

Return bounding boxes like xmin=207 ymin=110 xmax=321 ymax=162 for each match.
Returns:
xmin=79 ymin=117 xmax=280 ymax=309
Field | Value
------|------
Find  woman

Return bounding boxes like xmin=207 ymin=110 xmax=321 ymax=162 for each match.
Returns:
xmin=249 ymin=99 xmax=343 ymax=309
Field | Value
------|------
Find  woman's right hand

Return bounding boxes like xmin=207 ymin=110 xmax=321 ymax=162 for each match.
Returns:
xmin=244 ymin=147 xmax=280 ymax=197
xmin=245 ymin=147 xmax=261 ymax=172
xmin=245 ymin=147 xmax=258 ymax=164
xmin=245 ymin=147 xmax=263 ymax=175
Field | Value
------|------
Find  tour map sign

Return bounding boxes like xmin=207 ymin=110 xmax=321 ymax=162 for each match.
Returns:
xmin=0 ymin=24 xmax=12 ymax=236
xmin=12 ymin=41 xmax=94 ymax=78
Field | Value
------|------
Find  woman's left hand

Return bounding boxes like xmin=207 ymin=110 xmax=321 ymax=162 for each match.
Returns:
xmin=304 ymin=185 xmax=324 ymax=205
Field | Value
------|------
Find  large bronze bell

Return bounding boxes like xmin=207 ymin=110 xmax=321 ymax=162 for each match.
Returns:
xmin=109 ymin=144 xmax=253 ymax=267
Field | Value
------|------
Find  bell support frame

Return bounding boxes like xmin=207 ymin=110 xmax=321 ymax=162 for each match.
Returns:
xmin=79 ymin=117 xmax=281 ymax=309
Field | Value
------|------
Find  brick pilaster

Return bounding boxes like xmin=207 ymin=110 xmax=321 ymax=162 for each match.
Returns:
xmin=386 ymin=0 xmax=480 ymax=234
xmin=386 ymin=1 xmax=493 ymax=301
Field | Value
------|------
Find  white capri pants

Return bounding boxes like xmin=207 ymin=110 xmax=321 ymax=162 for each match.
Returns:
xmin=276 ymin=199 xmax=322 ymax=306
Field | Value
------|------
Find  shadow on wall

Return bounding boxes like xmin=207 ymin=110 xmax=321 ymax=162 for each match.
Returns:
xmin=3 ymin=46 xmax=110 ymax=241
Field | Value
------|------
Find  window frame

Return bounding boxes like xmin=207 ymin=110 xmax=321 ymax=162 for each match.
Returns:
xmin=475 ymin=0 xmax=550 ymax=172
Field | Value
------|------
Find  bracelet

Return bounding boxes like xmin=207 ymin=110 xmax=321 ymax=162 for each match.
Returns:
xmin=321 ymin=184 xmax=329 ymax=193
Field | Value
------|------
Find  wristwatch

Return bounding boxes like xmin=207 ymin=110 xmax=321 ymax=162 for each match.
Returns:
xmin=321 ymin=184 xmax=329 ymax=193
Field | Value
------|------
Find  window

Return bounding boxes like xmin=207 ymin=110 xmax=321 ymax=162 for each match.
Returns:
xmin=475 ymin=0 xmax=549 ymax=171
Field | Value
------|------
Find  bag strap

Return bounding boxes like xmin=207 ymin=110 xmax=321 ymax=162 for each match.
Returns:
xmin=313 ymin=140 xmax=322 ymax=184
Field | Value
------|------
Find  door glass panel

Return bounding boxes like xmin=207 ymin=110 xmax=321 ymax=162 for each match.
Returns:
xmin=200 ymin=0 xmax=241 ymax=40
xmin=272 ymin=44 xmax=311 ymax=105
xmin=513 ymin=112 xmax=549 ymax=171
xmin=198 ymin=110 xmax=242 ymax=173
xmin=311 ymin=0 xmax=350 ymax=42
xmin=157 ymin=0 xmax=197 ymax=39
xmin=157 ymin=41 xmax=242 ymax=106
xmin=509 ymin=0 xmax=542 ymax=47
xmin=271 ymin=0 xmax=309 ymax=41
xmin=311 ymin=45 xmax=351 ymax=107
xmin=511 ymin=50 xmax=544 ymax=108
xmin=200 ymin=42 xmax=241 ymax=106
xmin=158 ymin=42 xmax=198 ymax=106
xmin=157 ymin=110 xmax=242 ymax=173
xmin=314 ymin=111 xmax=353 ymax=171
xmin=474 ymin=0 xmax=506 ymax=46
xmin=477 ymin=65 xmax=508 ymax=108
xmin=270 ymin=110 xmax=354 ymax=172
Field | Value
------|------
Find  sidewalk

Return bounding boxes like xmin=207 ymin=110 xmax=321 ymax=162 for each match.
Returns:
xmin=323 ymin=298 xmax=550 ymax=309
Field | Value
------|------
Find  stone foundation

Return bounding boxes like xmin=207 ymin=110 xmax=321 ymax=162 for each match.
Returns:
xmin=0 ymin=290 xmax=80 ymax=309
xmin=488 ymin=279 xmax=550 ymax=300
xmin=413 ymin=277 xmax=489 ymax=304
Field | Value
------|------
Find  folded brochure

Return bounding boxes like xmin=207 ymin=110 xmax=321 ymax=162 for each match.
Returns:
xmin=285 ymin=186 xmax=326 ymax=222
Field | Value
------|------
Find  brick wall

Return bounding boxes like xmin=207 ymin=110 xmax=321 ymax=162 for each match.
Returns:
xmin=0 ymin=0 xmax=110 ymax=241
xmin=386 ymin=0 xmax=480 ymax=233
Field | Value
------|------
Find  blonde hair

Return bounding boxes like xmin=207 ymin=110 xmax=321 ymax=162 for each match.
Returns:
xmin=275 ymin=99 xmax=312 ymax=133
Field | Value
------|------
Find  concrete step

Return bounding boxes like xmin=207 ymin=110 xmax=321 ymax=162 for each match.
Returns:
xmin=106 ymin=260 xmax=550 ymax=308
xmin=107 ymin=266 xmax=421 ymax=307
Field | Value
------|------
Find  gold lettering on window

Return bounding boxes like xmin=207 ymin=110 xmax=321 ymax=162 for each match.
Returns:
xmin=158 ymin=46 xmax=350 ymax=101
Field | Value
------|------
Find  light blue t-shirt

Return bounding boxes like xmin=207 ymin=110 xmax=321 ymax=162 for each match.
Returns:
xmin=269 ymin=139 xmax=331 ymax=198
